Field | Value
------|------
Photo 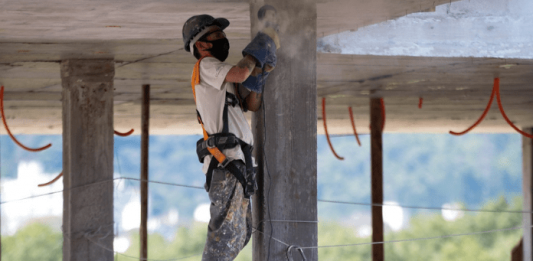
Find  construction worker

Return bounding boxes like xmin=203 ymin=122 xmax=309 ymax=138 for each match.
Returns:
xmin=183 ymin=10 xmax=279 ymax=261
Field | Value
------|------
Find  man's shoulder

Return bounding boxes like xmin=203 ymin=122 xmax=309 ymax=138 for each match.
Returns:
xmin=199 ymin=57 xmax=234 ymax=88
xmin=201 ymin=57 xmax=233 ymax=67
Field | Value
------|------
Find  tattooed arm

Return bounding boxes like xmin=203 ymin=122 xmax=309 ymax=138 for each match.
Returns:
xmin=245 ymin=90 xmax=262 ymax=112
xmin=235 ymin=83 xmax=263 ymax=112
xmin=224 ymin=55 xmax=259 ymax=83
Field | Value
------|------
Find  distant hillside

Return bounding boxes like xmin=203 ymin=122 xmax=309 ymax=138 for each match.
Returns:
xmin=318 ymin=134 xmax=522 ymax=220
xmin=1 ymin=133 xmax=522 ymax=223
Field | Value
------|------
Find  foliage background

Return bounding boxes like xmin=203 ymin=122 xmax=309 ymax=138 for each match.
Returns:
xmin=1 ymin=196 xmax=523 ymax=260
xmin=0 ymin=133 xmax=524 ymax=260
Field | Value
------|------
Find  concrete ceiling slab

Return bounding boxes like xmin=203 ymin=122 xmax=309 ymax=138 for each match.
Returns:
xmin=1 ymin=0 xmax=530 ymax=135
xmin=318 ymin=53 xmax=533 ymax=134
xmin=1 ymin=0 xmax=455 ymax=41
xmin=317 ymin=0 xmax=456 ymax=37
xmin=3 ymin=51 xmax=532 ymax=134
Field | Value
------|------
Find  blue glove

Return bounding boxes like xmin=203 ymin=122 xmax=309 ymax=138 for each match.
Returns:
xmin=242 ymin=70 xmax=270 ymax=93
xmin=242 ymin=31 xmax=277 ymax=68
xmin=241 ymin=32 xmax=277 ymax=93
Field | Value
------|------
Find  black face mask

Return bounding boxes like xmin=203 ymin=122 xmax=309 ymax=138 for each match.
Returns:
xmin=206 ymin=38 xmax=230 ymax=62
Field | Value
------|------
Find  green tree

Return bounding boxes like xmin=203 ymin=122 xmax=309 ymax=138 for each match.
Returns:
xmin=1 ymin=222 xmax=62 ymax=261
xmin=115 ymin=197 xmax=522 ymax=260
xmin=118 ymin=223 xmax=252 ymax=261
xmin=3 ymin=196 xmax=521 ymax=261
xmin=318 ymin=196 xmax=523 ymax=261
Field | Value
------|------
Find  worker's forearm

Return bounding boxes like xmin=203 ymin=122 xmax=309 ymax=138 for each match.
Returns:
xmin=226 ymin=55 xmax=258 ymax=83
xmin=246 ymin=91 xmax=263 ymax=112
xmin=237 ymin=55 xmax=257 ymax=77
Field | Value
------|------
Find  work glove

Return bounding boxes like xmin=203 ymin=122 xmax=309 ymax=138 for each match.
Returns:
xmin=241 ymin=29 xmax=279 ymax=93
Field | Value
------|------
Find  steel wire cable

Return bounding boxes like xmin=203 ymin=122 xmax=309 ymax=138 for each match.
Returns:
xmin=0 ymin=177 xmax=202 ymax=205
xmin=2 ymin=177 xmax=530 ymax=214
xmin=7 ymin=174 xmax=528 ymax=259
xmin=300 ymin=225 xmax=531 ymax=249
xmin=253 ymin=223 xmax=531 ymax=250
xmin=21 ymin=174 xmax=520 ymax=256
xmin=317 ymin=199 xmax=532 ymax=214
xmin=83 ymin=224 xmax=290 ymax=261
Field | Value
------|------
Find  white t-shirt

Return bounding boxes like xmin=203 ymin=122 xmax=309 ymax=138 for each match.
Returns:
xmin=194 ymin=57 xmax=255 ymax=174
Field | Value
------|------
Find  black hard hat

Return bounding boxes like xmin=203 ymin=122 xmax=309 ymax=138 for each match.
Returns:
xmin=182 ymin=14 xmax=230 ymax=52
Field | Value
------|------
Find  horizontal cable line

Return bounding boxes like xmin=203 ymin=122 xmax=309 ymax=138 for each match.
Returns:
xmin=120 ymin=177 xmax=204 ymax=189
xmin=256 ymin=219 xmax=319 ymax=229
xmin=255 ymin=224 xmax=529 ymax=249
xmin=0 ymin=178 xmax=117 ymax=205
xmin=253 ymin=227 xmax=291 ymax=247
xmin=300 ymin=225 xmax=530 ymax=249
xmin=0 ymin=177 xmax=203 ymax=205
xmin=3 ymin=177 xmax=528 ymax=214
xmin=258 ymin=219 xmax=319 ymax=224
xmin=318 ymin=199 xmax=532 ymax=214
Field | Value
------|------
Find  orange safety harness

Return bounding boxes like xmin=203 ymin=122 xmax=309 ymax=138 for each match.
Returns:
xmin=191 ymin=57 xmax=257 ymax=197
xmin=191 ymin=56 xmax=230 ymax=166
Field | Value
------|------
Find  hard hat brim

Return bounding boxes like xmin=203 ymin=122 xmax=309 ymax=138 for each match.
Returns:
xmin=212 ymin=18 xmax=230 ymax=31
xmin=185 ymin=17 xmax=230 ymax=52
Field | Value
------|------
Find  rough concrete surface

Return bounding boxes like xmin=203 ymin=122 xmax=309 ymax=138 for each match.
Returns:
xmin=0 ymin=0 xmax=532 ymax=135
xmin=250 ymin=0 xmax=318 ymax=260
xmin=62 ymin=59 xmax=114 ymax=261
xmin=319 ymin=0 xmax=533 ymax=59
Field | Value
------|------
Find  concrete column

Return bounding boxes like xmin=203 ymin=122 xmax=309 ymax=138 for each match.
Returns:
xmin=523 ymin=128 xmax=533 ymax=261
xmin=250 ymin=1 xmax=318 ymax=261
xmin=62 ymin=59 xmax=114 ymax=261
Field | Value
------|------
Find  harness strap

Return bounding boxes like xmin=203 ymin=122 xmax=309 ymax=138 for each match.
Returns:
xmin=205 ymin=159 xmax=249 ymax=196
xmin=192 ymin=57 xmax=256 ymax=198
xmin=196 ymin=133 xmax=240 ymax=163
xmin=192 ymin=56 xmax=229 ymax=166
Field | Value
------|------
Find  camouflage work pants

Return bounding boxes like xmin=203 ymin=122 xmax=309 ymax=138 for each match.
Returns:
xmin=202 ymin=162 xmax=252 ymax=261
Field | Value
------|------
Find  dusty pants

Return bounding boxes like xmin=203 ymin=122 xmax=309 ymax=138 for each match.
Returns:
xmin=202 ymin=161 xmax=252 ymax=261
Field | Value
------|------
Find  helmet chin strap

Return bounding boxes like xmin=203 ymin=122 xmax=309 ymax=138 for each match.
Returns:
xmin=189 ymin=25 xmax=218 ymax=57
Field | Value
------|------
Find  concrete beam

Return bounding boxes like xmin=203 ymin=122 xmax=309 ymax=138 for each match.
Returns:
xmin=523 ymin=128 xmax=533 ymax=261
xmin=251 ymin=1 xmax=318 ymax=260
xmin=61 ymin=59 xmax=114 ymax=261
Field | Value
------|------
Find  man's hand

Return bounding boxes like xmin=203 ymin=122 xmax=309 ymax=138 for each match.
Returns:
xmin=250 ymin=64 xmax=275 ymax=77
xmin=246 ymin=91 xmax=262 ymax=112
xmin=225 ymin=55 xmax=258 ymax=83
xmin=239 ymin=28 xmax=278 ymax=92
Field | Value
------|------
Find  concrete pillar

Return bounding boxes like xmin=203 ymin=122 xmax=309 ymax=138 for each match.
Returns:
xmin=61 ymin=59 xmax=114 ymax=261
xmin=523 ymin=128 xmax=533 ymax=261
xmin=250 ymin=1 xmax=318 ymax=261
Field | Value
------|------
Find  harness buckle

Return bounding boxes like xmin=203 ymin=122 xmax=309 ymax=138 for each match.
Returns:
xmin=206 ymin=136 xmax=216 ymax=148
xmin=219 ymin=158 xmax=231 ymax=168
